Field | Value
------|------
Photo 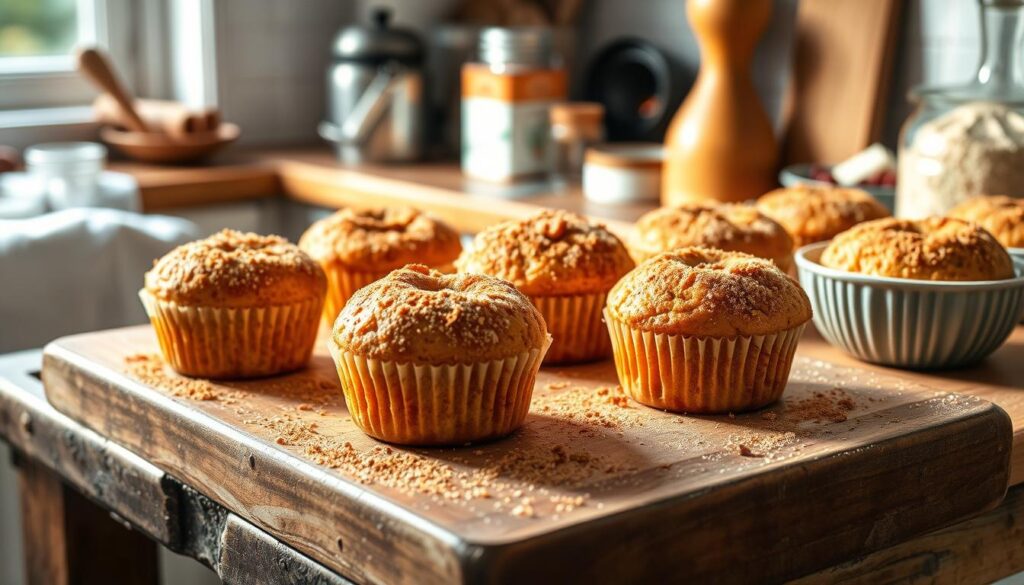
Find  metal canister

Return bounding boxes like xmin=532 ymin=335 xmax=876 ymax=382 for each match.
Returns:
xmin=322 ymin=9 xmax=424 ymax=164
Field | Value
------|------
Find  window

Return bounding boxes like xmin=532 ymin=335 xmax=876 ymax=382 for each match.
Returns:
xmin=0 ymin=0 xmax=133 ymax=112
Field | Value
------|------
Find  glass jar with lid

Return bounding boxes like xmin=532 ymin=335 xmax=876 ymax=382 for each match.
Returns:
xmin=897 ymin=0 xmax=1024 ymax=218
xmin=461 ymin=28 xmax=567 ymax=183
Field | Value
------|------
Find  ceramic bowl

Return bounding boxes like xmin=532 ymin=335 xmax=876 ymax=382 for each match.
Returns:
xmin=796 ymin=241 xmax=1024 ymax=369
xmin=101 ymin=123 xmax=239 ymax=164
xmin=1012 ymin=248 xmax=1024 ymax=322
xmin=779 ymin=163 xmax=895 ymax=213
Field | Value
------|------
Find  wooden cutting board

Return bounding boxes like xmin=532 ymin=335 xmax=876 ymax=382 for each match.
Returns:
xmin=42 ymin=326 xmax=1010 ymax=584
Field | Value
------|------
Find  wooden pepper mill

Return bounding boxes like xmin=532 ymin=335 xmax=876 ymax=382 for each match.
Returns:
xmin=662 ymin=0 xmax=778 ymax=205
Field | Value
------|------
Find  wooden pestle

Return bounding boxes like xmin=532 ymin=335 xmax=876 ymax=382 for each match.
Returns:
xmin=77 ymin=48 xmax=150 ymax=133
xmin=661 ymin=0 xmax=778 ymax=204
xmin=93 ymin=95 xmax=221 ymax=139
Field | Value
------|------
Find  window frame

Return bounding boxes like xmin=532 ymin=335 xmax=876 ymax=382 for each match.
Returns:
xmin=0 ymin=0 xmax=135 ymax=111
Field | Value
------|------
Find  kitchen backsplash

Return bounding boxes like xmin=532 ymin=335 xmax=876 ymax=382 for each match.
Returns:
xmin=209 ymin=0 xmax=986 ymax=149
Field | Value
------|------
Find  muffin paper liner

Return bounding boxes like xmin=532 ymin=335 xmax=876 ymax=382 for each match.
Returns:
xmin=321 ymin=268 xmax=387 ymax=327
xmin=531 ymin=291 xmax=610 ymax=364
xmin=321 ymin=262 xmax=457 ymax=327
xmin=139 ymin=290 xmax=322 ymax=379
xmin=605 ymin=310 xmax=804 ymax=413
xmin=327 ymin=336 xmax=551 ymax=446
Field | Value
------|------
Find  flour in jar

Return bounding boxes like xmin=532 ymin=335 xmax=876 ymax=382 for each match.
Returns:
xmin=897 ymin=101 xmax=1024 ymax=217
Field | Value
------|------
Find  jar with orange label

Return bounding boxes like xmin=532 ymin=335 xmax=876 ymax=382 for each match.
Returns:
xmin=461 ymin=28 xmax=567 ymax=182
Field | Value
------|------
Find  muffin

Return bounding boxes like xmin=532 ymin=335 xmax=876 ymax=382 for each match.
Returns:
xmin=456 ymin=210 xmax=635 ymax=363
xmin=141 ymin=229 xmax=326 ymax=378
xmin=756 ymin=184 xmax=890 ymax=249
xmin=328 ymin=265 xmax=550 ymax=445
xmin=948 ymin=195 xmax=1024 ymax=249
xmin=821 ymin=217 xmax=1014 ymax=281
xmin=630 ymin=203 xmax=794 ymax=270
xmin=299 ymin=206 xmax=462 ymax=325
xmin=605 ymin=247 xmax=811 ymax=413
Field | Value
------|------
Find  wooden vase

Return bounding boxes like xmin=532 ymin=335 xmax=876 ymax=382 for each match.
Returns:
xmin=661 ymin=0 xmax=778 ymax=205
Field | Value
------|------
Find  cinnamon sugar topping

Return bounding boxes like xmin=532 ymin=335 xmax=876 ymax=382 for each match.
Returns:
xmin=333 ymin=265 xmax=547 ymax=362
xmin=144 ymin=229 xmax=326 ymax=307
xmin=299 ymin=206 xmax=462 ymax=271
xmin=456 ymin=210 xmax=634 ymax=296
xmin=822 ymin=217 xmax=1014 ymax=281
xmin=607 ymin=247 xmax=812 ymax=337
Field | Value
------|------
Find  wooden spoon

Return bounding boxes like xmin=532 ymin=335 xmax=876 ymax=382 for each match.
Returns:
xmin=76 ymin=47 xmax=150 ymax=133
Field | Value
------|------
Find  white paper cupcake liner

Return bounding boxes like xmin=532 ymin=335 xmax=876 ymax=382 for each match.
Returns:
xmin=797 ymin=242 xmax=1024 ymax=368
xmin=531 ymin=291 xmax=610 ymax=364
xmin=327 ymin=337 xmax=550 ymax=446
xmin=139 ymin=290 xmax=322 ymax=379
xmin=321 ymin=267 xmax=387 ymax=327
xmin=605 ymin=310 xmax=804 ymax=413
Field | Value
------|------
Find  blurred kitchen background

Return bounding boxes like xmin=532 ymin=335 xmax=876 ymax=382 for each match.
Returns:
xmin=0 ymin=0 xmax=1005 ymax=583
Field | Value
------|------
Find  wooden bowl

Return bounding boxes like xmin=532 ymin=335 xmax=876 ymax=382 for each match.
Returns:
xmin=100 ymin=123 xmax=240 ymax=164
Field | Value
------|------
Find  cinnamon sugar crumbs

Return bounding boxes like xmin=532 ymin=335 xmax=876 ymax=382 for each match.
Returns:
xmin=125 ymin=354 xmax=222 ymax=401
xmin=534 ymin=384 xmax=640 ymax=432
xmin=784 ymin=387 xmax=858 ymax=423
xmin=738 ymin=445 xmax=759 ymax=457
xmin=122 ymin=353 xmax=872 ymax=521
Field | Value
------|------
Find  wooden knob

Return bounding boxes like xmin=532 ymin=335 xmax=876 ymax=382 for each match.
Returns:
xmin=76 ymin=47 xmax=150 ymax=133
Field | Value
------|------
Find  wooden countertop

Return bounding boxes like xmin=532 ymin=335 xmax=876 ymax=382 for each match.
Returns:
xmin=40 ymin=326 xmax=1011 ymax=583
xmin=114 ymin=149 xmax=651 ymax=234
xmin=115 ymin=149 xmax=1024 ymax=487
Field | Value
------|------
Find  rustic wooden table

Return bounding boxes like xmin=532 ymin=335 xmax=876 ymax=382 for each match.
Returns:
xmin=3 ymin=154 xmax=1023 ymax=583
xmin=3 ymin=325 xmax=1024 ymax=584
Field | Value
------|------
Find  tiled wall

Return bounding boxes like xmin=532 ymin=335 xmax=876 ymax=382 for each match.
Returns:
xmin=884 ymin=0 xmax=983 ymax=146
xmin=210 ymin=0 xmax=989 ymax=153
xmin=213 ymin=0 xmax=354 ymax=146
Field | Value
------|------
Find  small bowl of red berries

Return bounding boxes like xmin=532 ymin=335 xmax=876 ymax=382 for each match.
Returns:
xmin=779 ymin=145 xmax=896 ymax=212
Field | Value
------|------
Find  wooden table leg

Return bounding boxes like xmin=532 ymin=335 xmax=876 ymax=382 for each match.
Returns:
xmin=16 ymin=454 xmax=159 ymax=585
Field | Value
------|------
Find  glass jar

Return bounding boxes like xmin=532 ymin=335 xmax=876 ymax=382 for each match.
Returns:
xmin=550 ymin=102 xmax=605 ymax=179
xmin=897 ymin=0 xmax=1024 ymax=218
xmin=461 ymin=28 xmax=567 ymax=183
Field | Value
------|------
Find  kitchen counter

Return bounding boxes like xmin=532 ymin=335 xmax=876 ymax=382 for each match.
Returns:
xmin=3 ymin=149 xmax=1019 ymax=583
xmin=113 ymin=149 xmax=651 ymax=235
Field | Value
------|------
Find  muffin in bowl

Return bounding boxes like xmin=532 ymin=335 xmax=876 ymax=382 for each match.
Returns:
xmin=756 ymin=184 xmax=890 ymax=249
xmin=456 ymin=209 xmax=634 ymax=364
xmin=820 ymin=217 xmax=1013 ymax=281
xmin=299 ymin=206 xmax=462 ymax=325
xmin=630 ymin=203 xmax=794 ymax=270
xmin=605 ymin=247 xmax=811 ymax=413
xmin=328 ymin=265 xmax=550 ymax=445
xmin=948 ymin=195 xmax=1024 ymax=258
xmin=141 ymin=229 xmax=326 ymax=378
xmin=798 ymin=217 xmax=1024 ymax=368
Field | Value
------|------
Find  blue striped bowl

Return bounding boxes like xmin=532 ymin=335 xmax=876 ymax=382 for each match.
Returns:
xmin=796 ymin=242 xmax=1024 ymax=369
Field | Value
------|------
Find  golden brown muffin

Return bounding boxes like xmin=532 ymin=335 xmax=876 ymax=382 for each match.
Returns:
xmin=328 ymin=264 xmax=550 ymax=445
xmin=456 ymin=209 xmax=635 ymax=296
xmin=299 ymin=206 xmax=462 ymax=324
xmin=756 ymin=184 xmax=890 ymax=249
xmin=145 ymin=229 xmax=326 ymax=307
xmin=140 ymin=230 xmax=327 ymax=378
xmin=821 ymin=217 xmax=1014 ymax=281
xmin=605 ymin=247 xmax=811 ymax=413
xmin=456 ymin=209 xmax=635 ymax=363
xmin=948 ymin=195 xmax=1024 ymax=249
xmin=630 ymin=203 xmax=794 ymax=270
xmin=333 ymin=265 xmax=548 ymax=363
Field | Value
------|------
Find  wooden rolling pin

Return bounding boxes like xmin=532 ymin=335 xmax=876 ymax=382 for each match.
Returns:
xmin=93 ymin=95 xmax=221 ymax=138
